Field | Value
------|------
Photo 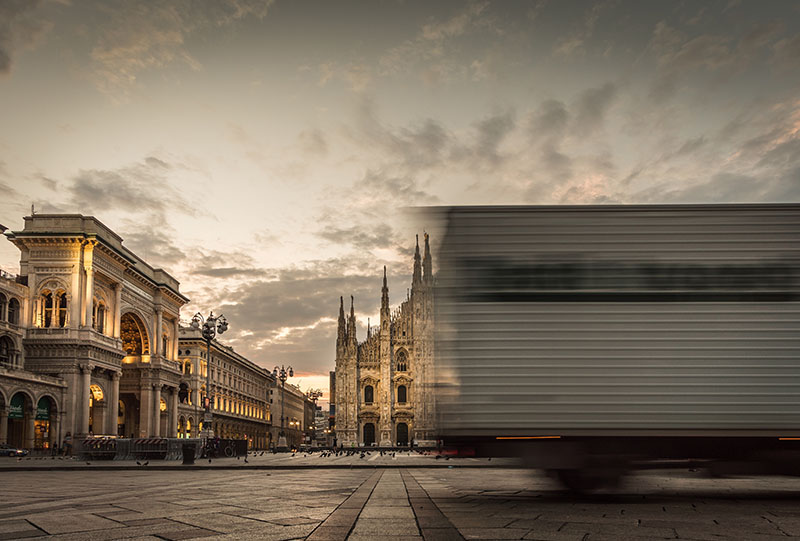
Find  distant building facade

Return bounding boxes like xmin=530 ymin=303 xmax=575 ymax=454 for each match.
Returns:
xmin=334 ymin=234 xmax=435 ymax=447
xmin=268 ymin=380 xmax=315 ymax=449
xmin=177 ymin=327 xmax=273 ymax=449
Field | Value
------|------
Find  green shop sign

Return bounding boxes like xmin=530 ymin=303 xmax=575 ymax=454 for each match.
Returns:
xmin=8 ymin=394 xmax=24 ymax=419
xmin=36 ymin=398 xmax=50 ymax=420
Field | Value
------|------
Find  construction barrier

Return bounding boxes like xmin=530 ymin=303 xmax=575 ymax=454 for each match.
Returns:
xmin=114 ymin=439 xmax=133 ymax=461
xmin=166 ymin=438 xmax=202 ymax=460
xmin=79 ymin=437 xmax=117 ymax=460
xmin=132 ymin=438 xmax=167 ymax=460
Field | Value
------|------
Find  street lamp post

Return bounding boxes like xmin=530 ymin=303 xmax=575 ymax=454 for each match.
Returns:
xmin=306 ymin=389 xmax=323 ymax=446
xmin=190 ymin=312 xmax=228 ymax=452
xmin=272 ymin=364 xmax=293 ymax=451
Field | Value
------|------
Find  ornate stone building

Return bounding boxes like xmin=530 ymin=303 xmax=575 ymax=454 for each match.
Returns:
xmin=0 ymin=214 xmax=187 ymax=445
xmin=0 ymin=263 xmax=67 ymax=451
xmin=177 ymin=326 xmax=273 ymax=449
xmin=334 ymin=234 xmax=435 ymax=447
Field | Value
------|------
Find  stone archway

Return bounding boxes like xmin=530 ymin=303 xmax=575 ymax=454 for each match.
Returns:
xmin=363 ymin=423 xmax=375 ymax=446
xmin=121 ymin=312 xmax=150 ymax=356
xmin=34 ymin=395 xmax=58 ymax=450
xmin=7 ymin=391 xmax=32 ymax=449
xmin=88 ymin=384 xmax=105 ymax=435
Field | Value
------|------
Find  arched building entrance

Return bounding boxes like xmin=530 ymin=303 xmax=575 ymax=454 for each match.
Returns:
xmin=88 ymin=384 xmax=104 ymax=435
xmin=396 ymin=422 xmax=409 ymax=446
xmin=363 ymin=423 xmax=375 ymax=446
xmin=7 ymin=392 xmax=32 ymax=449
xmin=119 ymin=394 xmax=139 ymax=438
xmin=34 ymin=396 xmax=58 ymax=450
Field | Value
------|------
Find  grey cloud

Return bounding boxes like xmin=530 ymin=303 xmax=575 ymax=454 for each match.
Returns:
xmin=316 ymin=222 xmax=397 ymax=252
xmin=529 ymin=99 xmax=569 ymax=140
xmin=118 ymin=223 xmax=188 ymax=268
xmin=90 ymin=0 xmax=274 ymax=98
xmin=191 ymin=267 xmax=268 ymax=278
xmin=210 ymin=265 xmax=393 ymax=372
xmin=574 ymin=82 xmax=617 ymax=134
xmin=553 ymin=1 xmax=609 ymax=58
xmin=0 ymin=0 xmax=51 ymax=75
xmin=540 ymin=143 xmax=572 ymax=182
xmin=646 ymin=19 xmax=786 ymax=102
xmin=474 ymin=111 xmax=515 ymax=165
xmin=38 ymin=175 xmax=58 ymax=190
xmin=145 ymin=156 xmax=170 ymax=169
xmin=204 ymin=248 xmax=425 ymax=374
xmin=359 ymin=169 xmax=440 ymax=207
xmin=676 ymin=136 xmax=707 ymax=156
xmin=657 ymin=172 xmax=768 ymax=203
xmin=756 ymin=138 xmax=800 ymax=169
xmin=772 ymin=34 xmax=800 ymax=68
xmin=351 ymin=100 xmax=453 ymax=172
xmin=739 ymin=22 xmax=784 ymax=53
xmin=67 ymin=158 xmax=194 ymax=221
xmin=379 ymin=2 xmax=499 ymax=84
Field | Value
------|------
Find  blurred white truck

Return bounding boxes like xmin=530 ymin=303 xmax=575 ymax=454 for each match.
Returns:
xmin=434 ymin=204 xmax=800 ymax=489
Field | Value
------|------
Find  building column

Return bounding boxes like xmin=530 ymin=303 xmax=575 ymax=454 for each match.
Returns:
xmin=106 ymin=371 xmax=121 ymax=435
xmin=84 ymin=267 xmax=94 ymax=328
xmin=49 ymin=411 xmax=59 ymax=449
xmin=80 ymin=364 xmax=93 ymax=434
xmin=152 ymin=384 xmax=162 ymax=437
xmin=113 ymin=283 xmax=122 ymax=339
xmin=81 ymin=241 xmax=95 ymax=328
xmin=0 ymin=406 xmax=7 ymax=444
xmin=170 ymin=387 xmax=179 ymax=437
xmin=25 ymin=407 xmax=35 ymax=450
xmin=139 ymin=384 xmax=152 ymax=437
xmin=172 ymin=318 xmax=179 ymax=362
xmin=154 ymin=308 xmax=163 ymax=358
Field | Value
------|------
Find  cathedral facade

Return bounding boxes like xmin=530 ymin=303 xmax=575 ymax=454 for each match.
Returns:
xmin=334 ymin=234 xmax=434 ymax=447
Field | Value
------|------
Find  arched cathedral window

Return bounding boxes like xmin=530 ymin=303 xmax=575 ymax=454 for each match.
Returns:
xmin=395 ymin=350 xmax=408 ymax=372
xmin=397 ymin=385 xmax=407 ymax=404
xmin=364 ymin=385 xmax=374 ymax=404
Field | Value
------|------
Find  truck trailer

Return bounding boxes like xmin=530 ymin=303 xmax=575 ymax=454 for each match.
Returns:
xmin=433 ymin=204 xmax=800 ymax=490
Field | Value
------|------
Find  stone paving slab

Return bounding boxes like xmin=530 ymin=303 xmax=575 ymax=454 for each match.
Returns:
xmin=2 ymin=468 xmax=800 ymax=539
xmin=0 ymin=453 xmax=507 ymax=472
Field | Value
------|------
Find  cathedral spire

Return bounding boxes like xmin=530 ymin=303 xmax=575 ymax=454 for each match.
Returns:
xmin=423 ymin=232 xmax=432 ymax=284
xmin=347 ymin=295 xmax=357 ymax=345
xmin=381 ymin=266 xmax=389 ymax=313
xmin=412 ymin=234 xmax=422 ymax=287
xmin=336 ymin=296 xmax=346 ymax=355
xmin=380 ymin=266 xmax=390 ymax=331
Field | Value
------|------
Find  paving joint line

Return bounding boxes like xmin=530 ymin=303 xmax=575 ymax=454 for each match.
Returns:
xmin=305 ymin=470 xmax=383 ymax=541
xmin=402 ymin=469 xmax=465 ymax=540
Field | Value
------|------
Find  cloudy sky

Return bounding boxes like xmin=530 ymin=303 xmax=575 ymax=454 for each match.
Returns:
xmin=1 ymin=0 xmax=799 ymax=397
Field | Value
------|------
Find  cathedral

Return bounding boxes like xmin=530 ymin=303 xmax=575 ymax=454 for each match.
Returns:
xmin=333 ymin=233 xmax=434 ymax=447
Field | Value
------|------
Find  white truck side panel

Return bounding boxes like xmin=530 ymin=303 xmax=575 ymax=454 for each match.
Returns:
xmin=435 ymin=205 xmax=800 ymax=436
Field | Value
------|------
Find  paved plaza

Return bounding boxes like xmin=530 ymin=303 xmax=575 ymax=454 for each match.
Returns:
xmin=2 ymin=462 xmax=800 ymax=540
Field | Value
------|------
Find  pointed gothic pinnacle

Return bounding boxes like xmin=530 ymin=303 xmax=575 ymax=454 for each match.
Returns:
xmin=383 ymin=265 xmax=387 ymax=287
xmin=350 ymin=295 xmax=355 ymax=317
